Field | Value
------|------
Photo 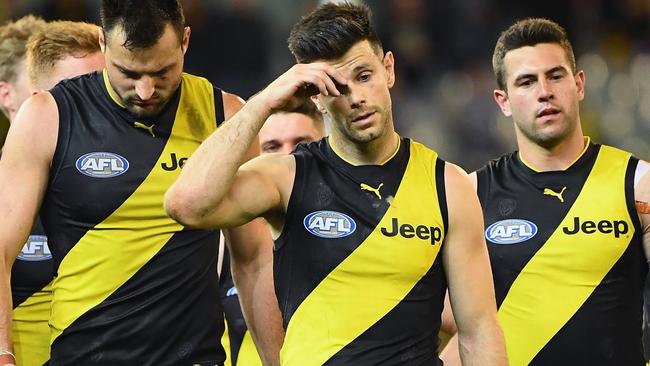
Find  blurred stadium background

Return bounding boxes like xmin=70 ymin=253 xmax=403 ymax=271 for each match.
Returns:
xmin=0 ymin=0 xmax=648 ymax=170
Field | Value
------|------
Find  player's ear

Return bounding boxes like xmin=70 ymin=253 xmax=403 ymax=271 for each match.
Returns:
xmin=99 ymin=28 xmax=106 ymax=53
xmin=493 ymin=89 xmax=512 ymax=117
xmin=181 ymin=26 xmax=191 ymax=55
xmin=311 ymin=95 xmax=327 ymax=114
xmin=383 ymin=51 xmax=395 ymax=88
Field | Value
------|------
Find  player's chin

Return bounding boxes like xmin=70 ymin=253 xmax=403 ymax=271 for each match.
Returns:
xmin=534 ymin=128 xmax=571 ymax=148
xmin=129 ymin=105 xmax=162 ymax=118
xmin=350 ymin=129 xmax=381 ymax=143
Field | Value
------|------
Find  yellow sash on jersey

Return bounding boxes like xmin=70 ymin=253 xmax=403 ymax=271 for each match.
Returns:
xmin=50 ymin=74 xmax=217 ymax=342
xmin=222 ymin=319 xmax=232 ymax=366
xmin=281 ymin=142 xmax=445 ymax=365
xmin=237 ymin=331 xmax=263 ymax=366
xmin=12 ymin=282 xmax=52 ymax=366
xmin=222 ymin=319 xmax=263 ymax=366
xmin=498 ymin=146 xmax=634 ymax=366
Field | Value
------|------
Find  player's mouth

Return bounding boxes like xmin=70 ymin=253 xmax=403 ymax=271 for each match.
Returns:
xmin=352 ymin=111 xmax=375 ymax=124
xmin=536 ymin=106 xmax=561 ymax=121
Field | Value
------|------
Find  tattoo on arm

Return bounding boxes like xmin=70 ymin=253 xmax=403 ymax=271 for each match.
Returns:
xmin=637 ymin=201 xmax=650 ymax=215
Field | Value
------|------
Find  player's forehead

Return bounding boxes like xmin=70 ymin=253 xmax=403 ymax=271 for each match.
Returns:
xmin=503 ymin=43 xmax=571 ymax=78
xmin=323 ymin=40 xmax=382 ymax=75
xmin=262 ymin=113 xmax=317 ymax=139
xmin=105 ymin=24 xmax=181 ymax=70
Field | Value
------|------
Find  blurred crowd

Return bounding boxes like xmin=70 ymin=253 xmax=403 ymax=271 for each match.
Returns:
xmin=1 ymin=0 xmax=648 ymax=170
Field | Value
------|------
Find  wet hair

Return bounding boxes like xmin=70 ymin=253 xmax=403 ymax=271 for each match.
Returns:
xmin=493 ymin=18 xmax=576 ymax=90
xmin=100 ymin=0 xmax=184 ymax=50
xmin=288 ymin=1 xmax=382 ymax=63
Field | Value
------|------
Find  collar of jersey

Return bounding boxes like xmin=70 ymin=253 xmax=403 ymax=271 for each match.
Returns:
xmin=102 ymin=68 xmax=127 ymax=109
xmin=327 ymin=133 xmax=402 ymax=167
xmin=518 ymin=136 xmax=592 ymax=173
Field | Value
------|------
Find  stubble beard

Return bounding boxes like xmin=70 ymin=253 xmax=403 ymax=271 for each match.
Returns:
xmin=126 ymin=101 xmax=167 ymax=119
xmin=516 ymin=112 xmax=577 ymax=150
xmin=343 ymin=108 xmax=391 ymax=144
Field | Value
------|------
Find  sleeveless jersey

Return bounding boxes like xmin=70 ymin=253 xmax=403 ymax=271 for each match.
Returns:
xmin=219 ymin=252 xmax=263 ymax=366
xmin=477 ymin=142 xmax=646 ymax=366
xmin=275 ymin=137 xmax=448 ymax=365
xmin=40 ymin=70 xmax=226 ymax=365
xmin=11 ymin=217 xmax=53 ymax=366
xmin=0 ymin=150 xmax=53 ymax=365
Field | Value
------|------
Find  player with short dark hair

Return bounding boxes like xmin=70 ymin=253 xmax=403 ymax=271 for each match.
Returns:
xmin=450 ymin=18 xmax=650 ymax=366
xmin=0 ymin=1 xmax=274 ymax=365
xmin=166 ymin=3 xmax=506 ymax=365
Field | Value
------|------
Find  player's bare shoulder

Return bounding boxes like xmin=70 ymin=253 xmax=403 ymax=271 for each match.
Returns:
xmin=444 ymin=162 xmax=474 ymax=195
xmin=5 ymin=91 xmax=58 ymax=162
xmin=221 ymin=90 xmax=246 ymax=119
xmin=636 ymin=160 xmax=650 ymax=215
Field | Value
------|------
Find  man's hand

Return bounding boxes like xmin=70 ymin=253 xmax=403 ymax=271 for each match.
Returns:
xmin=257 ymin=63 xmax=346 ymax=114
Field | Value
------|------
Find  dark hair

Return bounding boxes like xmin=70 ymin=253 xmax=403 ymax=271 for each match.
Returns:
xmin=100 ymin=0 xmax=184 ymax=50
xmin=493 ymin=18 xmax=576 ymax=90
xmin=288 ymin=1 xmax=382 ymax=63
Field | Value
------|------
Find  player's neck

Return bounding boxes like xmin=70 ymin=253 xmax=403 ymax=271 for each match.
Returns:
xmin=517 ymin=128 xmax=587 ymax=172
xmin=329 ymin=131 xmax=400 ymax=166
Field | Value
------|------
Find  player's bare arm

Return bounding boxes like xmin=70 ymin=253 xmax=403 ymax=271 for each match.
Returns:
xmin=440 ymin=170 xmax=479 ymax=366
xmin=442 ymin=163 xmax=507 ymax=366
xmin=636 ymin=161 xmax=650 ymax=261
xmin=165 ymin=62 xmax=346 ymax=230
xmin=219 ymin=91 xmax=283 ymax=366
xmin=0 ymin=93 xmax=57 ymax=360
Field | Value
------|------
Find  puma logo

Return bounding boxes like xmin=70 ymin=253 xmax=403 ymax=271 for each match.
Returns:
xmin=543 ymin=187 xmax=566 ymax=202
xmin=134 ymin=122 xmax=155 ymax=137
xmin=360 ymin=182 xmax=383 ymax=200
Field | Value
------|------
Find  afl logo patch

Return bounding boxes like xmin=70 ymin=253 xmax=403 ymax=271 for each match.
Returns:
xmin=76 ymin=152 xmax=129 ymax=178
xmin=303 ymin=211 xmax=356 ymax=238
xmin=485 ymin=219 xmax=537 ymax=244
xmin=226 ymin=286 xmax=238 ymax=297
xmin=17 ymin=235 xmax=52 ymax=261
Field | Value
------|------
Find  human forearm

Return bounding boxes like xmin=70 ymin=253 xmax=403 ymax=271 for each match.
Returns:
xmin=165 ymin=97 xmax=272 ymax=227
xmin=0 ymin=263 xmax=14 ymax=359
xmin=232 ymin=257 xmax=283 ymax=366
xmin=165 ymin=63 xmax=344 ymax=228
xmin=458 ymin=320 xmax=506 ymax=366
xmin=228 ymin=220 xmax=283 ymax=366
xmin=442 ymin=164 xmax=507 ymax=365
xmin=439 ymin=294 xmax=460 ymax=366
xmin=440 ymin=334 xmax=460 ymax=366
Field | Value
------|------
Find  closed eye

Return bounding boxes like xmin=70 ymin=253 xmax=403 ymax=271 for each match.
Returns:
xmin=262 ymin=143 xmax=280 ymax=153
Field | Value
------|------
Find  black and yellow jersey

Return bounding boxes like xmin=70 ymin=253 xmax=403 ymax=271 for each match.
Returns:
xmin=40 ymin=70 xmax=226 ymax=365
xmin=219 ymin=252 xmax=263 ymax=366
xmin=477 ymin=141 xmax=646 ymax=366
xmin=11 ymin=216 xmax=52 ymax=366
xmin=274 ymin=137 xmax=448 ymax=365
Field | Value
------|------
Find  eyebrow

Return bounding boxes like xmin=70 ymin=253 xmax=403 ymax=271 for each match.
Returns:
xmin=292 ymin=135 xmax=314 ymax=142
xmin=513 ymin=65 xmax=569 ymax=84
xmin=545 ymin=65 xmax=569 ymax=75
xmin=261 ymin=139 xmax=279 ymax=145
xmin=352 ymin=63 xmax=372 ymax=74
